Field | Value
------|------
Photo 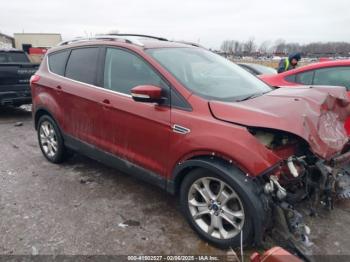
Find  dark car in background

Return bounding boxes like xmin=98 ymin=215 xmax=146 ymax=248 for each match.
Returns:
xmin=237 ymin=62 xmax=277 ymax=76
xmin=0 ymin=48 xmax=39 ymax=106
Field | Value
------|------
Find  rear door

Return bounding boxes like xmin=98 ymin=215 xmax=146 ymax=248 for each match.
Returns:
xmin=47 ymin=46 xmax=104 ymax=144
xmin=97 ymin=47 xmax=171 ymax=176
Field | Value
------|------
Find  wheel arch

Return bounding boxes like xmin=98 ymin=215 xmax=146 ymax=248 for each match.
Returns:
xmin=34 ymin=107 xmax=57 ymax=130
xmin=168 ymin=155 xmax=269 ymax=245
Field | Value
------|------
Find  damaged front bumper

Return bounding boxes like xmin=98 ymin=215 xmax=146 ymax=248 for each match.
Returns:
xmin=261 ymin=149 xmax=350 ymax=259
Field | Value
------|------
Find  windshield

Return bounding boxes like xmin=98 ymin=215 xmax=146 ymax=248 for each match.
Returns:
xmin=146 ymin=47 xmax=272 ymax=101
xmin=0 ymin=52 xmax=29 ymax=63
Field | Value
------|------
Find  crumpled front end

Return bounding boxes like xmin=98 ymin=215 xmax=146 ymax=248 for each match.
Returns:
xmin=209 ymin=85 xmax=350 ymax=160
xmin=209 ymin=86 xmax=350 ymax=257
xmin=305 ymin=93 xmax=349 ymax=159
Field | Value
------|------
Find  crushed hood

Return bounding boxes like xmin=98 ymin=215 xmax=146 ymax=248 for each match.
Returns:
xmin=209 ymin=86 xmax=350 ymax=159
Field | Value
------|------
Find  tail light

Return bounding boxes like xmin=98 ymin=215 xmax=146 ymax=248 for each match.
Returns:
xmin=30 ymin=74 xmax=40 ymax=85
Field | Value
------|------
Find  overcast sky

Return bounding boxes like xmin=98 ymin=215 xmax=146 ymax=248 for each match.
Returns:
xmin=1 ymin=0 xmax=349 ymax=49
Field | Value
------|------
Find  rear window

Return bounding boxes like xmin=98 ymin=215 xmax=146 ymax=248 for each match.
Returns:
xmin=0 ymin=52 xmax=29 ymax=63
xmin=65 ymin=47 xmax=99 ymax=85
xmin=48 ymin=50 xmax=70 ymax=76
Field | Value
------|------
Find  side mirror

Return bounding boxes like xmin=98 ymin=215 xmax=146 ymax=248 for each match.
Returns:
xmin=131 ymin=85 xmax=163 ymax=103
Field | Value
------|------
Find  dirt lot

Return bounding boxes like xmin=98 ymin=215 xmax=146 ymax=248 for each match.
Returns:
xmin=0 ymin=106 xmax=350 ymax=260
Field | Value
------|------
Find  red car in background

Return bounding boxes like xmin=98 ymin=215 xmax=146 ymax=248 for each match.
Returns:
xmin=260 ymin=60 xmax=350 ymax=134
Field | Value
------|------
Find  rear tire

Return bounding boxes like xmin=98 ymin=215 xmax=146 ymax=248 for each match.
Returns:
xmin=37 ymin=115 xmax=67 ymax=163
xmin=180 ymin=168 xmax=254 ymax=249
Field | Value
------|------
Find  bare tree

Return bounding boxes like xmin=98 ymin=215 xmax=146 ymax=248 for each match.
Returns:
xmin=259 ymin=40 xmax=271 ymax=54
xmin=244 ymin=38 xmax=256 ymax=54
xmin=221 ymin=39 xmax=350 ymax=57
xmin=220 ymin=40 xmax=231 ymax=54
xmin=234 ymin=41 xmax=242 ymax=55
xmin=221 ymin=40 xmax=239 ymax=56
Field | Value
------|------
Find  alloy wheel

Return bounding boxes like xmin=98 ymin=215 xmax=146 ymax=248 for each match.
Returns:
xmin=188 ymin=177 xmax=245 ymax=240
xmin=39 ymin=121 xmax=58 ymax=158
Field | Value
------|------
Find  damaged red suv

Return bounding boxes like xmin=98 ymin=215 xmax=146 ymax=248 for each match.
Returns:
xmin=30 ymin=34 xmax=350 ymax=250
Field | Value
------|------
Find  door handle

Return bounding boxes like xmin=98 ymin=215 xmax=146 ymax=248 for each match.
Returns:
xmin=101 ymin=99 xmax=112 ymax=109
xmin=102 ymin=99 xmax=110 ymax=104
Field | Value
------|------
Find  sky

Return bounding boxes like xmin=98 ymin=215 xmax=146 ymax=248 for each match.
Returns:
xmin=1 ymin=0 xmax=350 ymax=49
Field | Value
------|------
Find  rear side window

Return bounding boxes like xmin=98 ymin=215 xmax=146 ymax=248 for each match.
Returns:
xmin=48 ymin=50 xmax=70 ymax=76
xmin=65 ymin=47 xmax=99 ymax=85
xmin=313 ymin=67 xmax=350 ymax=90
xmin=295 ymin=71 xmax=314 ymax=85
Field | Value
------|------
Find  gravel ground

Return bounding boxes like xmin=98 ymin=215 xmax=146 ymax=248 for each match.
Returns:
xmin=0 ymin=105 xmax=349 ymax=260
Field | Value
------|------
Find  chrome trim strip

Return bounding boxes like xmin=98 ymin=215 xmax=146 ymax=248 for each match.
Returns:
xmin=131 ymin=93 xmax=150 ymax=99
xmin=172 ymin=124 xmax=190 ymax=134
xmin=46 ymin=57 xmax=132 ymax=98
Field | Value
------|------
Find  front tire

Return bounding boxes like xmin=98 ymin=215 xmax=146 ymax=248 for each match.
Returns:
xmin=180 ymin=168 xmax=254 ymax=249
xmin=37 ymin=115 xmax=67 ymax=163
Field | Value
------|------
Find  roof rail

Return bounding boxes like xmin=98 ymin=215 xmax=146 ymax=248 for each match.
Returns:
xmin=57 ymin=34 xmax=205 ymax=49
xmin=173 ymin=41 xmax=204 ymax=48
xmin=108 ymin=34 xmax=168 ymax=41
xmin=57 ymin=35 xmax=145 ymax=46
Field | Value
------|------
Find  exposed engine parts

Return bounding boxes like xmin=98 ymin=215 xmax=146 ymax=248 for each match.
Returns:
xmin=287 ymin=156 xmax=300 ymax=178
xmin=260 ymin=150 xmax=350 ymax=258
xmin=264 ymin=175 xmax=287 ymax=200
xmin=335 ymin=172 xmax=350 ymax=199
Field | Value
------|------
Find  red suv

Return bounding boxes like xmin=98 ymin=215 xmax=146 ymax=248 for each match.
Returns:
xmin=30 ymin=35 xmax=350 ymax=250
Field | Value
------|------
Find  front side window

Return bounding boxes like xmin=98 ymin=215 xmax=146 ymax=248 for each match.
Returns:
xmin=295 ymin=71 xmax=314 ymax=85
xmin=65 ymin=47 xmax=99 ymax=85
xmin=48 ymin=50 xmax=70 ymax=76
xmin=103 ymin=48 xmax=166 ymax=95
xmin=146 ymin=47 xmax=271 ymax=101
xmin=313 ymin=67 xmax=350 ymax=90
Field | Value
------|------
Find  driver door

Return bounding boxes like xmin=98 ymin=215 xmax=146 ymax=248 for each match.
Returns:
xmin=96 ymin=47 xmax=171 ymax=177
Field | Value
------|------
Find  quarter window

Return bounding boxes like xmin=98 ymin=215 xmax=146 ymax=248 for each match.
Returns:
xmin=103 ymin=48 xmax=166 ymax=95
xmin=313 ymin=67 xmax=350 ymax=90
xmin=65 ymin=47 xmax=99 ymax=85
xmin=48 ymin=50 xmax=70 ymax=76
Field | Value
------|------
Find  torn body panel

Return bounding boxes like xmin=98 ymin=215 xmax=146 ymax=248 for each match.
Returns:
xmin=208 ymin=86 xmax=350 ymax=257
xmin=209 ymin=86 xmax=349 ymax=160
